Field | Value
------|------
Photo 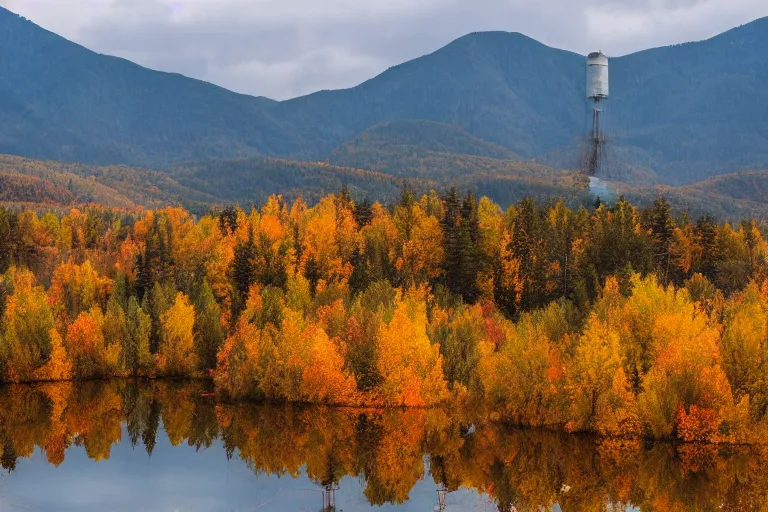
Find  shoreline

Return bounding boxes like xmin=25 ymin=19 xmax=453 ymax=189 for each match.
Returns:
xmin=3 ymin=378 xmax=768 ymax=447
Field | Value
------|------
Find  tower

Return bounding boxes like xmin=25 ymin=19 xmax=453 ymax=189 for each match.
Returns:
xmin=583 ymin=52 xmax=609 ymax=176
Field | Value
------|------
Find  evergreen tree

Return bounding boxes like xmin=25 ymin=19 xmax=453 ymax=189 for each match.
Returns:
xmin=255 ymin=231 xmax=288 ymax=289
xmin=0 ymin=209 xmax=17 ymax=275
xmin=126 ymin=296 xmax=152 ymax=374
xmin=218 ymin=205 xmax=239 ymax=236
xmin=142 ymin=399 xmax=161 ymax=456
xmin=337 ymin=185 xmax=354 ymax=212
xmin=441 ymin=187 xmax=463 ymax=299
xmin=135 ymin=243 xmax=154 ymax=301
xmin=231 ymin=227 xmax=257 ymax=316
xmin=353 ymin=198 xmax=373 ymax=228
xmin=643 ymin=197 xmax=675 ymax=283
xmin=349 ymin=247 xmax=371 ymax=296
xmin=142 ymin=282 xmax=176 ymax=355
xmin=193 ymin=279 xmax=224 ymax=371
xmin=304 ymin=256 xmax=321 ymax=297
xmin=458 ymin=192 xmax=481 ymax=303
xmin=1 ymin=438 xmax=16 ymax=473
xmin=507 ymin=197 xmax=546 ymax=310
xmin=440 ymin=189 xmax=480 ymax=303
xmin=112 ymin=272 xmax=130 ymax=310
xmin=695 ymin=215 xmax=720 ymax=281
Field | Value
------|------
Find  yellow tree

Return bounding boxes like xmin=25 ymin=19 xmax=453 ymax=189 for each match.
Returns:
xmin=1 ymin=267 xmax=56 ymax=381
xmin=569 ymin=315 xmax=639 ymax=436
xmin=301 ymin=195 xmax=358 ymax=287
xmin=637 ymin=294 xmax=733 ymax=441
xmin=477 ymin=315 xmax=566 ymax=427
xmin=720 ymin=283 xmax=768 ymax=425
xmin=157 ymin=293 xmax=198 ymax=377
xmin=376 ymin=289 xmax=448 ymax=406
xmin=215 ymin=319 xmax=264 ymax=400
xmin=476 ymin=197 xmax=504 ymax=299
xmin=48 ymin=260 xmax=112 ymax=328
xmin=394 ymin=201 xmax=444 ymax=286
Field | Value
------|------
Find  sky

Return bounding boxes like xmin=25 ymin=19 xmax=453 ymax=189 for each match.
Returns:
xmin=1 ymin=0 xmax=766 ymax=100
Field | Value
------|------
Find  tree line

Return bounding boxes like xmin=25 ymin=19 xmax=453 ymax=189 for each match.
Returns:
xmin=1 ymin=188 xmax=768 ymax=442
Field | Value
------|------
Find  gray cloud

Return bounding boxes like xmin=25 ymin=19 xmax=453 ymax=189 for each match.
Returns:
xmin=2 ymin=0 xmax=766 ymax=99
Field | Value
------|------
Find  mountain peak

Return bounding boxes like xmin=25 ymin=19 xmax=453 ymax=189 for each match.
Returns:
xmin=0 ymin=8 xmax=766 ymax=185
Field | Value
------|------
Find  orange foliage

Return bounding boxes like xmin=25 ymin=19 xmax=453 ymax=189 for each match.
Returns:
xmin=65 ymin=307 xmax=119 ymax=379
xmin=299 ymin=325 xmax=358 ymax=405
xmin=34 ymin=329 xmax=72 ymax=382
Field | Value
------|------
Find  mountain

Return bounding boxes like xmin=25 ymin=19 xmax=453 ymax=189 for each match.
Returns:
xmin=0 ymin=6 xmax=767 ymax=187
xmin=331 ymin=120 xmax=521 ymax=167
xmin=329 ymin=120 xmax=526 ymax=179
xmin=0 ymin=8 xmax=280 ymax=166
xmin=610 ymin=19 xmax=768 ymax=184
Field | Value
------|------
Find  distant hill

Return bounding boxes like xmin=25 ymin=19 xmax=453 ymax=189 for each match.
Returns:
xmin=330 ymin=120 xmax=521 ymax=169
xmin=607 ymin=169 xmax=768 ymax=221
xmin=329 ymin=120 xmax=528 ymax=179
xmin=8 ymin=151 xmax=768 ymax=221
xmin=0 ymin=154 xmax=417 ymax=211
xmin=1 ymin=6 xmax=767 ymax=187
xmin=684 ymin=170 xmax=768 ymax=204
xmin=168 ymin=157 xmax=414 ymax=207
xmin=167 ymin=156 xmax=594 ymax=209
xmin=0 ymin=153 xmax=594 ymax=212
xmin=0 ymin=154 xmax=214 ymax=209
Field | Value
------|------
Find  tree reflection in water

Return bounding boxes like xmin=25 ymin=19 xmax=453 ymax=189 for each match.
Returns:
xmin=1 ymin=380 xmax=767 ymax=512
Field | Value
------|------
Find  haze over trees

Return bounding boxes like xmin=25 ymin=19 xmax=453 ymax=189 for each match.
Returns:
xmin=1 ymin=190 xmax=768 ymax=443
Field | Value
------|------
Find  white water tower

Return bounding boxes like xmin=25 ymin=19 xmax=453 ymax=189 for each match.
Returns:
xmin=587 ymin=52 xmax=609 ymax=103
xmin=583 ymin=52 xmax=610 ymax=176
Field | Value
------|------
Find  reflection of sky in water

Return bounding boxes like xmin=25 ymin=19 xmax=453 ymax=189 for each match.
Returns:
xmin=0 ymin=422 xmax=509 ymax=512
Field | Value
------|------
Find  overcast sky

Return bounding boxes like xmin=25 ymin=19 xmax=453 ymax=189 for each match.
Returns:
xmin=1 ymin=0 xmax=766 ymax=100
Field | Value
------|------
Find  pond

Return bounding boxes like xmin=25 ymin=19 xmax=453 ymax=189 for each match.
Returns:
xmin=0 ymin=381 xmax=765 ymax=512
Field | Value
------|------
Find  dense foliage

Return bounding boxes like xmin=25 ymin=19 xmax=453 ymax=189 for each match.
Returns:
xmin=2 ymin=190 xmax=768 ymax=443
xmin=2 ymin=381 xmax=768 ymax=511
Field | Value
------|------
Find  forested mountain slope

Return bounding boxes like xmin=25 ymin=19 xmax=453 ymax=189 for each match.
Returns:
xmin=1 ymin=6 xmax=767 ymax=186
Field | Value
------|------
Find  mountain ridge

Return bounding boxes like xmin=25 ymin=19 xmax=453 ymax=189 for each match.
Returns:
xmin=0 ymin=6 xmax=767 ymax=188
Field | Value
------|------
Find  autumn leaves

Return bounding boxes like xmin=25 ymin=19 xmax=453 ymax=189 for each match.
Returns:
xmin=1 ymin=192 xmax=768 ymax=444
xmin=215 ymin=286 xmax=446 ymax=406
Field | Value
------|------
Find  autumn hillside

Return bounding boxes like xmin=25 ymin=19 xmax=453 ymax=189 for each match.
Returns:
xmin=0 ymin=154 xmax=410 ymax=211
xmin=11 ymin=150 xmax=768 ymax=222
xmin=608 ymin=170 xmax=768 ymax=221
xmin=0 ymin=152 xmax=595 ymax=212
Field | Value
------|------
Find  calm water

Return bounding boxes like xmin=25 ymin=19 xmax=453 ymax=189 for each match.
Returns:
xmin=0 ymin=382 xmax=765 ymax=511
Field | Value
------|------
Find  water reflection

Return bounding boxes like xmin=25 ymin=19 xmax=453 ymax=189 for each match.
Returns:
xmin=0 ymin=381 xmax=767 ymax=511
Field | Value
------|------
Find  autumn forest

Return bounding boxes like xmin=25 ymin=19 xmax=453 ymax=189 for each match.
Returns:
xmin=2 ymin=189 xmax=768 ymax=444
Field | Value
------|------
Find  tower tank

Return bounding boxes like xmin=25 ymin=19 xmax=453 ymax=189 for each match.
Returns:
xmin=586 ymin=52 xmax=609 ymax=101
